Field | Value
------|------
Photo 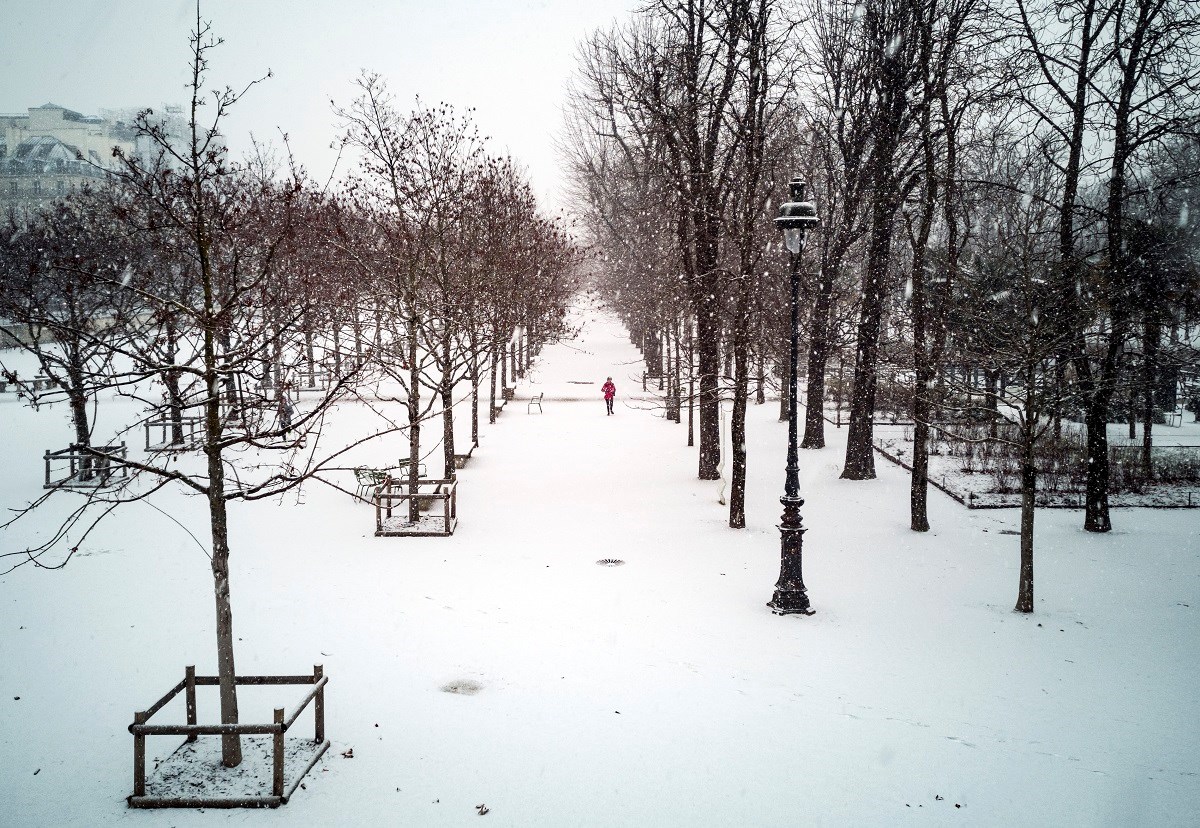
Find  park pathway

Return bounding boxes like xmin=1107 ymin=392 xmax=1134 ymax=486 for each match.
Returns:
xmin=459 ymin=299 xmax=678 ymax=555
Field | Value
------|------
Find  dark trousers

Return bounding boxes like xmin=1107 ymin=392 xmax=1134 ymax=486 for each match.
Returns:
xmin=605 ymin=397 xmax=614 ymax=415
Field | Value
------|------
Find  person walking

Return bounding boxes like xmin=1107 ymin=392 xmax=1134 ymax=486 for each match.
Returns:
xmin=278 ymin=384 xmax=294 ymax=436
xmin=602 ymin=376 xmax=616 ymax=415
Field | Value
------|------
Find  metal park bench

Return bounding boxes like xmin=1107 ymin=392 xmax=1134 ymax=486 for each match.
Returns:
xmin=527 ymin=392 xmax=543 ymax=414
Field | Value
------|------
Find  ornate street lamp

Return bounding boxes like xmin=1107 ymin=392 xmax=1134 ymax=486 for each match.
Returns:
xmin=768 ymin=178 xmax=819 ymax=616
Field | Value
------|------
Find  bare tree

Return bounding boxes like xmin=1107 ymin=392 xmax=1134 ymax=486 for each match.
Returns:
xmin=0 ymin=190 xmax=133 ymax=477
xmin=568 ymin=2 xmax=767 ymax=481
xmin=948 ymin=153 xmax=1079 ymax=612
xmin=842 ymin=0 xmax=928 ymax=480
xmin=2 ymin=14 xmax=398 ymax=769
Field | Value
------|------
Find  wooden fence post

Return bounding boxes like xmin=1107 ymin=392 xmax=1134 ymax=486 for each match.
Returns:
xmin=133 ymin=711 xmax=148 ymax=797
xmin=273 ymin=708 xmax=285 ymax=798
xmin=314 ymin=665 xmax=325 ymax=743
xmin=185 ymin=666 xmax=197 ymax=742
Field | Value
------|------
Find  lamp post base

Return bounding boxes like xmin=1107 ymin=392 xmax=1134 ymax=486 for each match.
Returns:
xmin=767 ymin=594 xmax=815 ymax=615
xmin=769 ymin=497 xmax=813 ymax=615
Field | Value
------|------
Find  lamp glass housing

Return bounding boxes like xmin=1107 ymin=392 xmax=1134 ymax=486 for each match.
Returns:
xmin=782 ymin=227 xmax=803 ymax=254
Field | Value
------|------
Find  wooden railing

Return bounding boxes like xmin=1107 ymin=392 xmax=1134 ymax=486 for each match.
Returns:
xmin=43 ymin=443 xmax=128 ymax=489
xmin=128 ymin=665 xmax=329 ymax=809
xmin=375 ymin=478 xmax=458 ymax=536
xmin=144 ymin=416 xmax=204 ymax=451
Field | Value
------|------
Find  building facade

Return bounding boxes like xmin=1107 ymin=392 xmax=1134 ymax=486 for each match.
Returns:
xmin=0 ymin=103 xmax=182 ymax=214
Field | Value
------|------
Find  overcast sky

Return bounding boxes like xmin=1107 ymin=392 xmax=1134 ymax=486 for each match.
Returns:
xmin=0 ymin=0 xmax=641 ymax=211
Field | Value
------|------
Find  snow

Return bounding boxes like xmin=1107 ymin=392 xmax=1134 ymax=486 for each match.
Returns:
xmin=2 ymin=299 xmax=1199 ymax=826
xmin=872 ymin=419 xmax=1200 ymax=509
xmin=378 ymin=514 xmax=454 ymax=536
xmin=145 ymin=736 xmax=327 ymax=802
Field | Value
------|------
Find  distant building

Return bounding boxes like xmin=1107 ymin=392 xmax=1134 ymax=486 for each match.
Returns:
xmin=0 ymin=102 xmax=184 ymax=214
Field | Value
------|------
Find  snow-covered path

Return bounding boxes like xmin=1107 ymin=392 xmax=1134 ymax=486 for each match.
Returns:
xmin=2 ymin=299 xmax=1198 ymax=826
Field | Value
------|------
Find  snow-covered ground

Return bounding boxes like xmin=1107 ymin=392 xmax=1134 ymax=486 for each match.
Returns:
xmin=2 ymin=299 xmax=1198 ymax=826
xmin=873 ymin=421 xmax=1200 ymax=509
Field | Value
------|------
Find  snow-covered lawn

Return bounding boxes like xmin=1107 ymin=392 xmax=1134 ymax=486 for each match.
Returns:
xmin=872 ymin=423 xmax=1200 ymax=509
xmin=2 ymin=301 xmax=1198 ymax=826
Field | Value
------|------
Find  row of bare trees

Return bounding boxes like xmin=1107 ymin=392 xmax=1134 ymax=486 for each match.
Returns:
xmin=565 ymin=0 xmax=1200 ymax=611
xmin=0 ymin=14 xmax=576 ymax=767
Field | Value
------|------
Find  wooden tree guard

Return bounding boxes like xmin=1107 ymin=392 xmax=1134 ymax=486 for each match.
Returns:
xmin=298 ymin=368 xmax=330 ymax=392
xmin=144 ymin=416 xmax=205 ymax=452
xmin=43 ymin=443 xmax=128 ymax=489
xmin=453 ymin=445 xmax=475 ymax=469
xmin=375 ymin=478 xmax=458 ymax=536
xmin=128 ymin=665 xmax=330 ymax=809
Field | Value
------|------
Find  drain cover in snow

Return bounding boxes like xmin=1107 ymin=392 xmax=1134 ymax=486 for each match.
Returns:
xmin=441 ymin=679 xmax=482 ymax=695
xmin=596 ymin=559 xmax=625 ymax=567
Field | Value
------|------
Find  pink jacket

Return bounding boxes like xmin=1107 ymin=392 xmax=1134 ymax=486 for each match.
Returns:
xmin=602 ymin=381 xmax=616 ymax=400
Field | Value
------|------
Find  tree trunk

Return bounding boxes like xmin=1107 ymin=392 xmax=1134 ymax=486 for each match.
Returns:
xmin=802 ymin=269 xmax=834 ymax=449
xmin=68 ymin=385 xmax=92 ymax=479
xmin=910 ymin=390 xmax=931 ymax=532
xmin=332 ymin=323 xmax=343 ymax=376
xmin=208 ymin=490 xmax=242 ymax=765
xmin=1129 ymin=387 xmax=1137 ymax=440
xmin=489 ymin=350 xmax=498 ymax=424
xmin=1083 ymin=396 xmax=1112 ymax=532
xmin=1053 ymin=359 xmax=1065 ymax=439
xmin=470 ymin=354 xmax=480 ymax=448
xmin=729 ymin=293 xmax=750 ymax=529
xmin=673 ymin=322 xmax=683 ymax=422
xmin=352 ymin=308 xmax=364 ymax=362
xmin=843 ymin=182 xmax=900 ymax=481
xmin=687 ymin=318 xmax=695 ymax=447
xmin=1014 ymin=442 xmax=1036 ymax=613
xmin=985 ymin=368 xmax=1000 ymax=438
xmin=645 ymin=325 xmax=663 ymax=377
xmin=501 ymin=338 xmax=508 ymax=393
xmin=219 ymin=328 xmax=239 ymax=419
xmin=204 ymin=303 xmax=241 ymax=767
xmin=165 ymin=317 xmax=185 ymax=444
xmin=696 ymin=293 xmax=722 ymax=480
xmin=305 ymin=324 xmax=316 ymax=389
xmin=1142 ymin=319 xmax=1159 ymax=476
xmin=442 ymin=330 xmax=455 ymax=480
xmin=755 ymin=352 xmax=765 ymax=405
xmin=442 ymin=383 xmax=455 ymax=480
xmin=407 ymin=317 xmax=421 ymax=523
